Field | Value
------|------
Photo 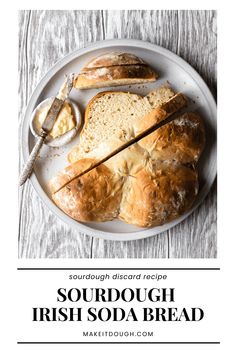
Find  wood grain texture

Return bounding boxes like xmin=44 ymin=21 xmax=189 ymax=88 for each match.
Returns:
xmin=18 ymin=10 xmax=217 ymax=258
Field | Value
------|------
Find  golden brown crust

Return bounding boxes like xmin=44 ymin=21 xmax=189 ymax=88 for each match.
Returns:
xmin=81 ymin=52 xmax=146 ymax=70
xmin=50 ymin=153 xmax=200 ymax=227
xmin=133 ymin=93 xmax=188 ymax=135
xmin=49 ymin=159 xmax=96 ymax=194
xmin=50 ymin=159 xmax=124 ymax=222
xmin=138 ymin=112 xmax=206 ymax=164
xmin=73 ymin=65 xmax=157 ymax=89
xmin=119 ymin=164 xmax=198 ymax=227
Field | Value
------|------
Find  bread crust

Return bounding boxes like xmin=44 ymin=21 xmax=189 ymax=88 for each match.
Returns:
xmin=81 ymin=52 xmax=146 ymax=70
xmin=138 ymin=112 xmax=206 ymax=164
xmin=50 ymin=90 xmax=206 ymax=228
xmin=74 ymin=65 xmax=157 ymax=89
xmin=119 ymin=163 xmax=198 ymax=227
xmin=50 ymin=159 xmax=124 ymax=222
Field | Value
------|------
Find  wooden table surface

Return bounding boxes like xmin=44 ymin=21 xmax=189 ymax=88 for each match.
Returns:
xmin=18 ymin=10 xmax=217 ymax=258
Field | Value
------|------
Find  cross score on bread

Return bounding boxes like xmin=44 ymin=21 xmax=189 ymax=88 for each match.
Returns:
xmin=49 ymin=87 xmax=205 ymax=228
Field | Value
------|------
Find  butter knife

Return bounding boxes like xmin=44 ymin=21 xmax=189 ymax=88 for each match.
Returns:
xmin=19 ymin=74 xmax=74 ymax=186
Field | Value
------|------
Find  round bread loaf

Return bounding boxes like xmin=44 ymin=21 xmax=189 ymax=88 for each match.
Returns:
xmin=49 ymin=89 xmax=205 ymax=227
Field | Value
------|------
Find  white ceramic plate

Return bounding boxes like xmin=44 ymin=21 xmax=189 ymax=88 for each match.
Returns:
xmin=21 ymin=39 xmax=217 ymax=241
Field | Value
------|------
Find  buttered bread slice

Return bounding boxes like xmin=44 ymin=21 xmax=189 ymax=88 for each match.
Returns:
xmin=68 ymin=86 xmax=176 ymax=163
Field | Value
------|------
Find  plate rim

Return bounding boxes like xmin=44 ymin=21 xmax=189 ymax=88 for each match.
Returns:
xmin=21 ymin=38 xmax=217 ymax=241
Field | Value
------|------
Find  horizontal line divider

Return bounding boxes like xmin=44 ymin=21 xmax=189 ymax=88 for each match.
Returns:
xmin=17 ymin=268 xmax=220 ymax=271
xmin=17 ymin=341 xmax=220 ymax=345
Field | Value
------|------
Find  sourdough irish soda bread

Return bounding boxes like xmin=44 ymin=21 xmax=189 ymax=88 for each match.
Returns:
xmin=68 ymin=86 xmax=176 ymax=162
xmin=49 ymin=87 xmax=206 ymax=227
xmin=73 ymin=52 xmax=157 ymax=89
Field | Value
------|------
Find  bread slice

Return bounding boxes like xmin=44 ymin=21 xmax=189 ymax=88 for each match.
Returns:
xmin=73 ymin=52 xmax=157 ymax=89
xmin=68 ymin=86 xmax=176 ymax=163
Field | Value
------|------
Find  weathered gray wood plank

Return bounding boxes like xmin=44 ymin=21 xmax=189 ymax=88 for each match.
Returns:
xmin=18 ymin=10 xmax=216 ymax=258
xmin=168 ymin=10 xmax=217 ymax=258
xmin=18 ymin=10 xmax=105 ymax=258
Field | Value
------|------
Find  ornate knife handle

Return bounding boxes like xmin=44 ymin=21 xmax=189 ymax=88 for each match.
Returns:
xmin=19 ymin=130 xmax=47 ymax=186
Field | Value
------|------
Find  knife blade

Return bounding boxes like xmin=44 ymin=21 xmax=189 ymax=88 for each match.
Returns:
xmin=42 ymin=74 xmax=74 ymax=133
